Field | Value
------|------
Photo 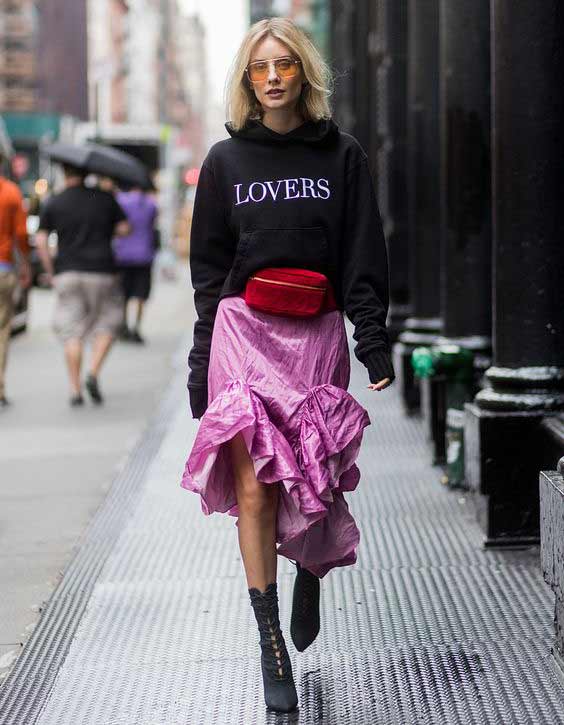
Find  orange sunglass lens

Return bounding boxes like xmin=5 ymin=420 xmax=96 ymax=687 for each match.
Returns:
xmin=248 ymin=59 xmax=298 ymax=81
xmin=248 ymin=64 xmax=268 ymax=81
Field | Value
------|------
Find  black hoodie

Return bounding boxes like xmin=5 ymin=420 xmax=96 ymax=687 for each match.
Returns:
xmin=187 ymin=118 xmax=394 ymax=419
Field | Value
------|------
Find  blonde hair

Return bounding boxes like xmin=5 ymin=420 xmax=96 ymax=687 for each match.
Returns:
xmin=225 ymin=17 xmax=333 ymax=131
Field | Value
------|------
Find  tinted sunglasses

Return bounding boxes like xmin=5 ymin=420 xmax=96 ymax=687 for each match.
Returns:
xmin=245 ymin=56 xmax=302 ymax=83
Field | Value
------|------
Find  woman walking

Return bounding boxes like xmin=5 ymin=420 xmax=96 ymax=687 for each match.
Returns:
xmin=182 ymin=17 xmax=393 ymax=713
xmin=113 ymin=185 xmax=158 ymax=344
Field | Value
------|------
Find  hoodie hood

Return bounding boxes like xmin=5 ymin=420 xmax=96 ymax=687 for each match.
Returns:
xmin=225 ymin=118 xmax=339 ymax=147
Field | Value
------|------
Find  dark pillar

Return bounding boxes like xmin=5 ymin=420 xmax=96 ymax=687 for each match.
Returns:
xmin=439 ymin=0 xmax=491 ymax=354
xmin=366 ymin=3 xmax=381 ymax=181
xmin=375 ymin=0 xmax=410 ymax=342
xmin=465 ymin=1 xmax=564 ymax=544
xmin=353 ymin=1 xmax=370 ymax=153
xmin=330 ymin=1 xmax=356 ymax=134
xmin=417 ymin=0 xmax=493 ymax=473
xmin=394 ymin=0 xmax=442 ymax=415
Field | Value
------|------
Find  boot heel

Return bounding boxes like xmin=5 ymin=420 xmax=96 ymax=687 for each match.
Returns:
xmin=249 ymin=582 xmax=298 ymax=713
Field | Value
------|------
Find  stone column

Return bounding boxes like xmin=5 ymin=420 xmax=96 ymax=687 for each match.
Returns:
xmin=394 ymin=0 xmax=442 ymax=414
xmin=330 ymin=0 xmax=356 ymax=134
xmin=438 ymin=0 xmax=491 ymax=353
xmin=416 ymin=0 xmax=493 ymax=469
xmin=375 ymin=0 xmax=410 ymax=342
xmin=465 ymin=1 xmax=564 ymax=544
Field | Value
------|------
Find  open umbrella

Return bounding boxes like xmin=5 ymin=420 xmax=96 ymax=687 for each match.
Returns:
xmin=42 ymin=142 xmax=154 ymax=190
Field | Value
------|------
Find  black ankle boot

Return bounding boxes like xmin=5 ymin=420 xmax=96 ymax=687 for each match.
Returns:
xmin=290 ymin=563 xmax=320 ymax=652
xmin=249 ymin=582 xmax=298 ymax=713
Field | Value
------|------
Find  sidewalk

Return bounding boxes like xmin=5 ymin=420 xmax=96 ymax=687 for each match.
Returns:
xmin=1 ymin=328 xmax=564 ymax=723
xmin=0 ymin=262 xmax=192 ymax=687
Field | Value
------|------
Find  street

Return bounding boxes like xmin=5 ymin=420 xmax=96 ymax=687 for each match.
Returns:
xmin=0 ymin=0 xmax=563 ymax=721
xmin=0 ymin=262 xmax=192 ymax=681
xmin=1 ymin=314 xmax=563 ymax=723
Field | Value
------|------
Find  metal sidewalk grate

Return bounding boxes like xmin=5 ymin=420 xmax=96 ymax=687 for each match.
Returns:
xmin=1 ymin=344 xmax=563 ymax=724
xmin=0 ymin=376 xmax=183 ymax=725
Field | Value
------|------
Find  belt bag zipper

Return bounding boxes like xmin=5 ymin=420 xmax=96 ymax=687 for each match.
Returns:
xmin=250 ymin=275 xmax=326 ymax=293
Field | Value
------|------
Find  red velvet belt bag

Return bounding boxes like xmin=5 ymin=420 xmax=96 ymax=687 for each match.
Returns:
xmin=243 ymin=267 xmax=338 ymax=318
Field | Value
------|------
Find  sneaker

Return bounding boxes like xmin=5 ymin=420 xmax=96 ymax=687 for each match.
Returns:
xmin=129 ymin=329 xmax=145 ymax=344
xmin=85 ymin=374 xmax=103 ymax=404
xmin=0 ymin=396 xmax=11 ymax=408
xmin=117 ymin=324 xmax=132 ymax=341
xmin=70 ymin=394 xmax=84 ymax=407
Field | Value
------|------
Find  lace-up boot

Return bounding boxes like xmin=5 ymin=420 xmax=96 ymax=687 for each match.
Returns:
xmin=290 ymin=562 xmax=320 ymax=652
xmin=249 ymin=582 xmax=298 ymax=712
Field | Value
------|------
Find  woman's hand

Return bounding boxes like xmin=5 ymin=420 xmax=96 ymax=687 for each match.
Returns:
xmin=367 ymin=378 xmax=391 ymax=392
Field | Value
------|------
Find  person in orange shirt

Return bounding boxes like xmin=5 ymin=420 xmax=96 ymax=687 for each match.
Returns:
xmin=0 ymin=159 xmax=31 ymax=407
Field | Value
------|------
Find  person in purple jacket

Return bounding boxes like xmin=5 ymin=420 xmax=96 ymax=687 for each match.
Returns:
xmin=113 ymin=186 xmax=158 ymax=343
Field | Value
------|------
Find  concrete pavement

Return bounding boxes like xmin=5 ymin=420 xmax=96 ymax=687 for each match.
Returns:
xmin=0 ymin=261 xmax=192 ymax=682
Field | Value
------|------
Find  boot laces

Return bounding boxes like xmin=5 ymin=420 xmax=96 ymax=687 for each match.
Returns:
xmin=252 ymin=598 xmax=292 ymax=680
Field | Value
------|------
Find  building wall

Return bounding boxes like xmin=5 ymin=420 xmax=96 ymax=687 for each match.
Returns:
xmin=109 ymin=0 xmax=129 ymax=123
xmin=0 ymin=0 xmax=88 ymax=118
xmin=249 ymin=0 xmax=330 ymax=58
xmin=0 ymin=0 xmax=38 ymax=113
xmin=37 ymin=0 xmax=88 ymax=119
xmin=127 ymin=0 xmax=160 ymax=124
xmin=87 ymin=0 xmax=206 ymax=165
xmin=88 ymin=0 xmax=112 ymax=124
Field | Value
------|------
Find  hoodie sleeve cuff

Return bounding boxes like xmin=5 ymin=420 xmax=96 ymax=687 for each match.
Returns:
xmin=365 ymin=349 xmax=395 ymax=385
xmin=188 ymin=384 xmax=208 ymax=420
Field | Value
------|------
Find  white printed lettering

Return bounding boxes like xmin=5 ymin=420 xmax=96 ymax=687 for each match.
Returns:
xmin=284 ymin=178 xmax=300 ymax=199
xmin=316 ymin=178 xmax=331 ymax=199
xmin=301 ymin=177 xmax=317 ymax=198
xmin=233 ymin=177 xmax=331 ymax=205
xmin=265 ymin=179 xmax=284 ymax=201
xmin=235 ymin=184 xmax=250 ymax=206
xmin=248 ymin=182 xmax=267 ymax=202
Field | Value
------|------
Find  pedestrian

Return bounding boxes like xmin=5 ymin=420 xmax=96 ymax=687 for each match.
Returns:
xmin=113 ymin=185 xmax=158 ymax=344
xmin=181 ymin=17 xmax=394 ymax=713
xmin=35 ymin=164 xmax=131 ymax=406
xmin=0 ymin=159 xmax=31 ymax=407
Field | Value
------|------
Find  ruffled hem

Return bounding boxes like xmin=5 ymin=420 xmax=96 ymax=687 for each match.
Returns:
xmin=181 ymin=379 xmax=370 ymax=577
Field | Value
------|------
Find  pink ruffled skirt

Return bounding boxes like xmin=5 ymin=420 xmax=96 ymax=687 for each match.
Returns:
xmin=181 ymin=294 xmax=371 ymax=577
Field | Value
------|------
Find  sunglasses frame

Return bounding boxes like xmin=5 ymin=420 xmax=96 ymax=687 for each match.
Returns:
xmin=245 ymin=56 xmax=302 ymax=83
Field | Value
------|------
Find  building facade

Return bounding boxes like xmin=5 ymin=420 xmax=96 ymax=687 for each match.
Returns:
xmin=88 ymin=0 xmax=206 ymax=155
xmin=249 ymin=0 xmax=330 ymax=59
xmin=0 ymin=0 xmax=36 ymax=114
xmin=0 ymin=0 xmax=88 ymax=192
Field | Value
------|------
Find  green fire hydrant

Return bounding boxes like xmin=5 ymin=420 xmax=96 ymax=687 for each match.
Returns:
xmin=412 ymin=344 xmax=474 ymax=487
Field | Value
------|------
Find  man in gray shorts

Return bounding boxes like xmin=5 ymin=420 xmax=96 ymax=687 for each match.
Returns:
xmin=36 ymin=165 xmax=131 ymax=406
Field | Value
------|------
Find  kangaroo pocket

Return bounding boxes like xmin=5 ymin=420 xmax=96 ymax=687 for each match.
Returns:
xmin=226 ymin=227 xmax=330 ymax=291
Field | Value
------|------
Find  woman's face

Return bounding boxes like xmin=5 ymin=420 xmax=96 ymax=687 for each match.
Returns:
xmin=248 ymin=35 xmax=305 ymax=116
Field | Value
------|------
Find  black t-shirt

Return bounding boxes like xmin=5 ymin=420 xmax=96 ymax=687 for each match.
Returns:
xmin=39 ymin=185 xmax=126 ymax=274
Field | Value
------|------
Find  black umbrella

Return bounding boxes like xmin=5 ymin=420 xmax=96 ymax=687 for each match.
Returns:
xmin=42 ymin=142 xmax=154 ymax=190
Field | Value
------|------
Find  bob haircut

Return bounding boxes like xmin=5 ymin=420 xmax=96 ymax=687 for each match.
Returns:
xmin=225 ymin=17 xmax=333 ymax=131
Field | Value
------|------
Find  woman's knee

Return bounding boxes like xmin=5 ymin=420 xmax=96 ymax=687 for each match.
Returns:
xmin=238 ymin=481 xmax=277 ymax=520
xmin=229 ymin=433 xmax=277 ymax=518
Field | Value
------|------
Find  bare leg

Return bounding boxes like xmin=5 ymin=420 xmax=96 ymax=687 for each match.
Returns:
xmin=122 ymin=299 xmax=129 ymax=330
xmin=134 ymin=299 xmax=145 ymax=331
xmin=89 ymin=332 xmax=114 ymax=377
xmin=229 ymin=431 xmax=279 ymax=592
xmin=64 ymin=338 xmax=83 ymax=395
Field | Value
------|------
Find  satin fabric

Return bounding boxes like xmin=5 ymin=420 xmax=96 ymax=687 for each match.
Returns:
xmin=181 ymin=294 xmax=371 ymax=577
